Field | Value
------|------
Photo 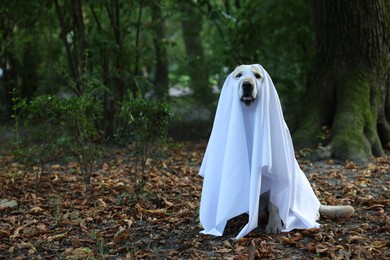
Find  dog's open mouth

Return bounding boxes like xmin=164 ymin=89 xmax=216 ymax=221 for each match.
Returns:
xmin=241 ymin=95 xmax=255 ymax=106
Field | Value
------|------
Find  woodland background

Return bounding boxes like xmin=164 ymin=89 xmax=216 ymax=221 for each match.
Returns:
xmin=0 ymin=0 xmax=389 ymax=259
xmin=1 ymin=0 xmax=389 ymax=161
xmin=1 ymin=0 xmax=314 ymax=136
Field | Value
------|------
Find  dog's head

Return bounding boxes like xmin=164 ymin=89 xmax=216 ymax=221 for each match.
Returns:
xmin=233 ymin=65 xmax=263 ymax=106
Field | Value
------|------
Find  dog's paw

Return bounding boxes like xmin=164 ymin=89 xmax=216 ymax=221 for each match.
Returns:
xmin=265 ymin=221 xmax=283 ymax=234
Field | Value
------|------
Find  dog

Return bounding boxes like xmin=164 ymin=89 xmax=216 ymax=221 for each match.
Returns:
xmin=235 ymin=65 xmax=262 ymax=106
xmin=234 ymin=64 xmax=354 ymax=234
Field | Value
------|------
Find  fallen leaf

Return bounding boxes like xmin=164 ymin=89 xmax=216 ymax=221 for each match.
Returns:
xmin=223 ymin=239 xmax=233 ymax=248
xmin=29 ymin=206 xmax=44 ymax=214
xmin=135 ymin=203 xmax=167 ymax=215
xmin=307 ymin=242 xmax=316 ymax=252
xmin=370 ymin=240 xmax=388 ymax=248
xmin=65 ymin=247 xmax=94 ymax=259
xmin=161 ymin=197 xmax=174 ymax=208
xmin=124 ymin=219 xmax=134 ymax=229
xmin=46 ymin=232 xmax=68 ymax=242
xmin=0 ymin=199 xmax=18 ymax=209
xmin=348 ymin=235 xmax=367 ymax=243
xmin=37 ymin=224 xmax=47 ymax=232
xmin=10 ymin=220 xmax=38 ymax=240
xmin=97 ymin=198 xmax=106 ymax=208
xmin=316 ymin=243 xmax=330 ymax=254
xmin=114 ymin=227 xmax=130 ymax=243
xmin=216 ymin=247 xmax=232 ymax=253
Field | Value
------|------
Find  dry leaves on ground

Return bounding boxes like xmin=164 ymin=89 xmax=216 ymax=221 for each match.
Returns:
xmin=0 ymin=141 xmax=389 ymax=259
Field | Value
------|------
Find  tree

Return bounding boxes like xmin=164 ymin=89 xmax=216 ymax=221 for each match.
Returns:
xmin=150 ymin=0 xmax=169 ymax=99
xmin=193 ymin=0 xmax=314 ymax=124
xmin=54 ymin=0 xmax=86 ymax=94
xmin=179 ymin=2 xmax=211 ymax=108
xmin=0 ymin=13 xmax=17 ymax=117
xmin=0 ymin=1 xmax=43 ymax=116
xmin=293 ymin=0 xmax=390 ymax=162
xmin=100 ymin=0 xmax=127 ymax=137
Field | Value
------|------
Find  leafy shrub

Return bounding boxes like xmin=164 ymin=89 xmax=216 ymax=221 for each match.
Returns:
xmin=12 ymin=93 xmax=102 ymax=193
xmin=58 ymin=95 xmax=102 ymax=191
xmin=119 ymin=96 xmax=173 ymax=192
xmin=12 ymin=95 xmax=64 ymax=189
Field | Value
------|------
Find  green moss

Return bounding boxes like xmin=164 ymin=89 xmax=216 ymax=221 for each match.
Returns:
xmin=293 ymin=88 xmax=333 ymax=149
xmin=294 ymin=66 xmax=385 ymax=161
xmin=293 ymin=68 xmax=337 ymax=149
xmin=330 ymin=70 xmax=380 ymax=162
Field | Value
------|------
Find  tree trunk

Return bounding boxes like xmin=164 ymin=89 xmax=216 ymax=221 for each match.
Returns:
xmin=2 ymin=49 xmax=18 ymax=117
xmin=54 ymin=0 xmax=86 ymax=94
xmin=89 ymin=2 xmax=113 ymax=136
xmin=151 ymin=0 xmax=169 ymax=99
xmin=103 ymin=0 xmax=125 ymax=137
xmin=70 ymin=0 xmax=86 ymax=94
xmin=20 ymin=42 xmax=38 ymax=101
xmin=294 ymin=0 xmax=390 ymax=162
xmin=179 ymin=3 xmax=212 ymax=107
xmin=1 ymin=16 xmax=17 ymax=117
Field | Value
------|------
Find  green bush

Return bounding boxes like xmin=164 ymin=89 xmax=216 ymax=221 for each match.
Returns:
xmin=12 ymin=95 xmax=64 ymax=189
xmin=12 ymin=93 xmax=102 ymax=193
xmin=58 ymin=95 xmax=102 ymax=191
xmin=119 ymin=96 xmax=173 ymax=192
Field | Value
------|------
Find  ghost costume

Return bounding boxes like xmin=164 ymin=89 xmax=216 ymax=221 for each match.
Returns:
xmin=199 ymin=64 xmax=320 ymax=239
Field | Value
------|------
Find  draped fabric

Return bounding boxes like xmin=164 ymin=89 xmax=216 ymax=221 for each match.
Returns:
xmin=199 ymin=64 xmax=320 ymax=239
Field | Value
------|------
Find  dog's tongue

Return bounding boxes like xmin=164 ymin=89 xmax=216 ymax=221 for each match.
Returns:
xmin=243 ymin=96 xmax=252 ymax=101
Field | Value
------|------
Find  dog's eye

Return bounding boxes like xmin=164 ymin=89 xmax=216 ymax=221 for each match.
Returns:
xmin=254 ymin=73 xmax=262 ymax=79
xmin=235 ymin=73 xmax=242 ymax=78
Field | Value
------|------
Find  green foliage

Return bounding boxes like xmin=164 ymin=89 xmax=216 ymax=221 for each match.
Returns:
xmin=58 ymin=94 xmax=103 ymax=190
xmin=12 ymin=94 xmax=64 ymax=189
xmin=199 ymin=0 xmax=314 ymax=123
xmin=120 ymin=96 xmax=172 ymax=143
xmin=11 ymin=88 xmax=26 ymax=150
xmin=12 ymin=93 xmax=102 ymax=193
xmin=119 ymin=95 xmax=173 ymax=192
xmin=2 ymin=0 xmax=315 ymax=138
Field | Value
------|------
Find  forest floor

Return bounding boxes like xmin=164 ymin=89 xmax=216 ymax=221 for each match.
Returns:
xmin=0 ymin=132 xmax=389 ymax=259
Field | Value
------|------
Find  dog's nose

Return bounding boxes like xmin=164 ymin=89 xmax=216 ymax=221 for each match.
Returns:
xmin=242 ymin=81 xmax=253 ymax=91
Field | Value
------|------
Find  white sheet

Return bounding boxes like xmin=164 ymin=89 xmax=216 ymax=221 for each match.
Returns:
xmin=199 ymin=64 xmax=320 ymax=239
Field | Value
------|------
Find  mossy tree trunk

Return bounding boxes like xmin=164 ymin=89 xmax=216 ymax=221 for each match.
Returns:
xmin=293 ymin=0 xmax=390 ymax=162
